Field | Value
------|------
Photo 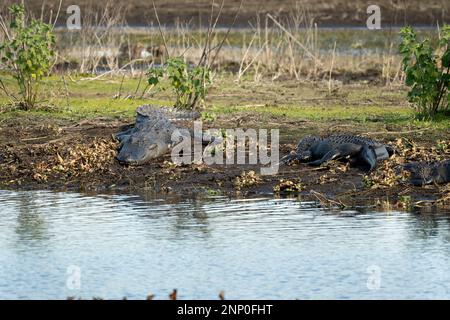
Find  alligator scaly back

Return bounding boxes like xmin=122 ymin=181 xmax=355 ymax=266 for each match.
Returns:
xmin=115 ymin=105 xmax=189 ymax=165
xmin=115 ymin=105 xmax=217 ymax=165
xmin=282 ymin=134 xmax=394 ymax=171
xmin=401 ymin=160 xmax=450 ymax=186
xmin=297 ymin=134 xmax=388 ymax=149
xmin=136 ymin=104 xmax=201 ymax=122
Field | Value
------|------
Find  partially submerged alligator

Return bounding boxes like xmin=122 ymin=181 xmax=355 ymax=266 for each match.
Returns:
xmin=400 ymin=160 xmax=450 ymax=186
xmin=281 ymin=134 xmax=395 ymax=171
xmin=115 ymin=105 xmax=199 ymax=165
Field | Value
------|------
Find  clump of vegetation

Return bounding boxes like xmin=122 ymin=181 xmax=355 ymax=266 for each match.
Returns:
xmin=399 ymin=25 xmax=450 ymax=118
xmin=201 ymin=111 xmax=218 ymax=122
xmin=234 ymin=170 xmax=261 ymax=190
xmin=397 ymin=195 xmax=413 ymax=210
xmin=147 ymin=57 xmax=212 ymax=110
xmin=273 ymin=179 xmax=304 ymax=194
xmin=203 ymin=187 xmax=221 ymax=196
xmin=0 ymin=4 xmax=55 ymax=110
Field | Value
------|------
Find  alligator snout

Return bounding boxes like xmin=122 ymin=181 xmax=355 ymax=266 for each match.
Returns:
xmin=116 ymin=141 xmax=160 ymax=166
xmin=116 ymin=152 xmax=132 ymax=164
xmin=116 ymin=153 xmax=147 ymax=166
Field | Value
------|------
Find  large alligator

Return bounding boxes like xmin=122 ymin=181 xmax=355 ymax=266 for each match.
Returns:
xmin=281 ymin=134 xmax=395 ymax=171
xmin=115 ymin=105 xmax=200 ymax=165
xmin=400 ymin=160 xmax=450 ymax=186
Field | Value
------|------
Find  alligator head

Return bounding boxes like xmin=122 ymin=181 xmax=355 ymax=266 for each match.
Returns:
xmin=295 ymin=135 xmax=321 ymax=161
xmin=116 ymin=133 xmax=169 ymax=165
xmin=400 ymin=162 xmax=437 ymax=186
xmin=402 ymin=160 xmax=450 ymax=186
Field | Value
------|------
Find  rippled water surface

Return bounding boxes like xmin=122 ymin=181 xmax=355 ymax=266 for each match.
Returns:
xmin=1 ymin=189 xmax=450 ymax=299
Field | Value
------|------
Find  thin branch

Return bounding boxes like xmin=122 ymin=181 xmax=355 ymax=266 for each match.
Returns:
xmin=197 ymin=0 xmax=216 ymax=67
xmin=198 ymin=0 xmax=226 ymax=67
xmin=40 ymin=0 xmax=46 ymax=22
xmin=209 ymin=0 xmax=244 ymax=68
xmin=0 ymin=14 xmax=11 ymax=41
xmin=152 ymin=1 xmax=170 ymax=58
xmin=328 ymin=41 xmax=336 ymax=93
xmin=117 ymin=73 xmax=126 ymax=98
xmin=79 ymin=58 xmax=145 ymax=81
xmin=133 ymin=69 xmax=145 ymax=97
xmin=238 ymin=40 xmax=268 ymax=80
xmin=211 ymin=0 xmax=225 ymax=34
xmin=0 ymin=78 xmax=18 ymax=101
xmin=266 ymin=13 xmax=320 ymax=64
xmin=51 ymin=0 xmax=63 ymax=29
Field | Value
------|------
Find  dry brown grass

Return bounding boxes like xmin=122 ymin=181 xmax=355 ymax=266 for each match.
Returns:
xmin=50 ymin=6 xmax=405 ymax=86
xmin=0 ymin=0 xmax=422 ymax=84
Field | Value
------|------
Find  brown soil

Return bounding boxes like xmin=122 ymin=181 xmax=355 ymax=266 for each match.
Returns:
xmin=1 ymin=115 xmax=448 ymax=210
xmin=10 ymin=0 xmax=450 ymax=28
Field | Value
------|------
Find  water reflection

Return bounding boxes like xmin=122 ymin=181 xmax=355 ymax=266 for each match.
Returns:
xmin=14 ymin=192 xmax=49 ymax=242
xmin=407 ymin=212 xmax=450 ymax=242
xmin=0 ymin=190 xmax=449 ymax=299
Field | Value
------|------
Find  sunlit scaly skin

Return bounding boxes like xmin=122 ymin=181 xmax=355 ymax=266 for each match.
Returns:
xmin=281 ymin=134 xmax=395 ymax=171
xmin=402 ymin=160 xmax=450 ymax=186
xmin=115 ymin=105 xmax=199 ymax=165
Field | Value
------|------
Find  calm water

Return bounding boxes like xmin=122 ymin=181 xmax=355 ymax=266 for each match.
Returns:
xmin=0 ymin=189 xmax=449 ymax=300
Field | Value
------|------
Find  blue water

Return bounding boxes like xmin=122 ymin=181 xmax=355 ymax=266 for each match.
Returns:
xmin=0 ymin=189 xmax=449 ymax=299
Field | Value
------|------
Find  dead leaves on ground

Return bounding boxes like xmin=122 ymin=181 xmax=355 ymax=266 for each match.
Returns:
xmin=273 ymin=178 xmax=304 ymax=193
xmin=366 ymin=138 xmax=450 ymax=205
xmin=0 ymin=138 xmax=118 ymax=184
xmin=233 ymin=170 xmax=262 ymax=190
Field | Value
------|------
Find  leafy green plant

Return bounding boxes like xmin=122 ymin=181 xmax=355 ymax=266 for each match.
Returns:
xmin=201 ymin=111 xmax=217 ymax=122
xmin=147 ymin=57 xmax=212 ymax=110
xmin=0 ymin=4 xmax=55 ymax=110
xmin=399 ymin=25 xmax=450 ymax=118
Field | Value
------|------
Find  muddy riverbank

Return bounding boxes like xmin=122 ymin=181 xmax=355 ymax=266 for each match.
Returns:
xmin=1 ymin=114 xmax=448 ymax=210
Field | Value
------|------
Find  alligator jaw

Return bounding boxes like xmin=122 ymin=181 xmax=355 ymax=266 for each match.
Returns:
xmin=116 ymin=143 xmax=159 ymax=166
xmin=409 ymin=176 xmax=435 ymax=186
xmin=116 ymin=156 xmax=150 ymax=166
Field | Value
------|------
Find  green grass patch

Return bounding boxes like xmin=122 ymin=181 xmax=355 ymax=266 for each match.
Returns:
xmin=1 ymin=73 xmax=449 ymax=129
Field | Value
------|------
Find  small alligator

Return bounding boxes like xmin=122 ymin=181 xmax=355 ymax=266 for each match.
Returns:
xmin=400 ymin=160 xmax=450 ymax=186
xmin=115 ymin=105 xmax=200 ymax=165
xmin=281 ymin=134 xmax=395 ymax=171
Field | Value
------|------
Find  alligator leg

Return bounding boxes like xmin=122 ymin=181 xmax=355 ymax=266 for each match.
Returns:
xmin=308 ymin=143 xmax=362 ymax=166
xmin=114 ymin=127 xmax=135 ymax=143
xmin=372 ymin=146 xmax=389 ymax=160
xmin=385 ymin=145 xmax=396 ymax=157
xmin=353 ymin=145 xmax=377 ymax=171
xmin=308 ymin=150 xmax=341 ymax=166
